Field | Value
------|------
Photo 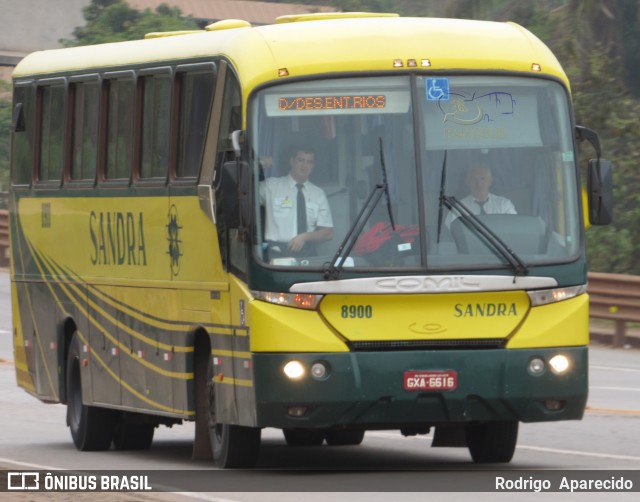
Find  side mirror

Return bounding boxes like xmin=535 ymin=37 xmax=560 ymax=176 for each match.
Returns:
xmin=587 ymin=158 xmax=613 ymax=225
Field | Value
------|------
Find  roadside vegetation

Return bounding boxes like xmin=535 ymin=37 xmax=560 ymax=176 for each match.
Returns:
xmin=2 ymin=0 xmax=639 ymax=273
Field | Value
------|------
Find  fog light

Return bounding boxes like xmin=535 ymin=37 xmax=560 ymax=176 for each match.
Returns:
xmin=528 ymin=357 xmax=545 ymax=376
xmin=310 ymin=362 xmax=328 ymax=380
xmin=283 ymin=361 xmax=305 ymax=380
xmin=549 ymin=354 xmax=570 ymax=375
xmin=288 ymin=406 xmax=308 ymax=417
xmin=544 ymin=399 xmax=565 ymax=411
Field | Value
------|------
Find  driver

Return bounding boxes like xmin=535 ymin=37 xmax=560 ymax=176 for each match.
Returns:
xmin=259 ymin=146 xmax=333 ymax=257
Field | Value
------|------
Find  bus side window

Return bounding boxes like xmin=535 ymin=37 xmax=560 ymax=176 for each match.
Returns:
xmin=139 ymin=71 xmax=172 ymax=181
xmin=175 ymin=67 xmax=215 ymax=181
xmin=36 ymin=82 xmax=65 ymax=184
xmin=69 ymin=78 xmax=100 ymax=183
xmin=104 ymin=77 xmax=135 ymax=181
xmin=11 ymin=83 xmax=35 ymax=187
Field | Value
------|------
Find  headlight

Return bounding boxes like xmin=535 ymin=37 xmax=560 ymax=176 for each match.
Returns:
xmin=549 ymin=354 xmax=571 ymax=375
xmin=252 ymin=291 xmax=323 ymax=310
xmin=283 ymin=361 xmax=305 ymax=380
xmin=527 ymin=284 xmax=587 ymax=307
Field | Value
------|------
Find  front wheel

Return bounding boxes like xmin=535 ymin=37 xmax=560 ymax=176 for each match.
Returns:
xmin=66 ymin=334 xmax=116 ymax=451
xmin=465 ymin=420 xmax=518 ymax=463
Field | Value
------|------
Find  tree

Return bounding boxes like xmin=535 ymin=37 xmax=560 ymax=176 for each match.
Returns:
xmin=3 ymin=0 xmax=639 ymax=273
xmin=61 ymin=0 xmax=198 ymax=47
xmin=0 ymin=81 xmax=12 ymax=195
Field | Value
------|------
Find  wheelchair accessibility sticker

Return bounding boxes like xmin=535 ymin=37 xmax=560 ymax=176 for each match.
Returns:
xmin=426 ymin=78 xmax=450 ymax=101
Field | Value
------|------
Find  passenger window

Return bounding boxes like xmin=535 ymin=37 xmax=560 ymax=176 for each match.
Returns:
xmin=175 ymin=69 xmax=215 ymax=180
xmin=11 ymin=84 xmax=35 ymax=186
xmin=37 ymin=83 xmax=65 ymax=183
xmin=70 ymin=79 xmax=100 ymax=181
xmin=140 ymin=72 xmax=171 ymax=180
xmin=105 ymin=77 xmax=134 ymax=181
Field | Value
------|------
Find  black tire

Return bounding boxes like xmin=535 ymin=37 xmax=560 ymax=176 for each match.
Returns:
xmin=465 ymin=420 xmax=518 ymax=463
xmin=325 ymin=430 xmax=365 ymax=446
xmin=66 ymin=334 xmax=116 ymax=451
xmin=206 ymin=356 xmax=261 ymax=468
xmin=282 ymin=429 xmax=325 ymax=446
xmin=113 ymin=418 xmax=155 ymax=450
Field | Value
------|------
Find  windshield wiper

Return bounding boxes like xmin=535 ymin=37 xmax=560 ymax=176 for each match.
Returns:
xmin=442 ymin=195 xmax=529 ymax=277
xmin=324 ymin=138 xmax=394 ymax=280
xmin=379 ymin=138 xmax=396 ymax=232
xmin=436 ymin=150 xmax=448 ymax=243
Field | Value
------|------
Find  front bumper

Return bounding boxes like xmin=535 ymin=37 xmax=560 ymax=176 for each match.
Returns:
xmin=253 ymin=346 xmax=588 ymax=429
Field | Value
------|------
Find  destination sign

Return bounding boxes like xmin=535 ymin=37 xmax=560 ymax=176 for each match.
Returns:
xmin=279 ymin=95 xmax=386 ymax=111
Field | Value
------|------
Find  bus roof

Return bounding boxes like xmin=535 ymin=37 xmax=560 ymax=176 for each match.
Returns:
xmin=12 ymin=15 xmax=569 ymax=89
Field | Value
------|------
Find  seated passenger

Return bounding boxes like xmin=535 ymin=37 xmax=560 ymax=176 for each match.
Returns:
xmin=259 ymin=146 xmax=333 ymax=257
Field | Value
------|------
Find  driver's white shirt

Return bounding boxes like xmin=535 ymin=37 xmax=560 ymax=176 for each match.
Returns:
xmin=259 ymin=175 xmax=333 ymax=242
xmin=445 ymin=192 xmax=516 ymax=227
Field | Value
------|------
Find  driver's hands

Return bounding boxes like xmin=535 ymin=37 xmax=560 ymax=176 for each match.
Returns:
xmin=288 ymin=233 xmax=308 ymax=253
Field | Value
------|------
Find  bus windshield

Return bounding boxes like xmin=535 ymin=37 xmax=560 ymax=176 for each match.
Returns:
xmin=251 ymin=75 xmax=580 ymax=272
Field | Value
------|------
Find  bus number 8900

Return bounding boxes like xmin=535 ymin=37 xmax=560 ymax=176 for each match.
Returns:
xmin=341 ymin=305 xmax=373 ymax=319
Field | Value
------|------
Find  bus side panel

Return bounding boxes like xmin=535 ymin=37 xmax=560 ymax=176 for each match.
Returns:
xmin=87 ymin=284 xmax=121 ymax=408
xmin=12 ymin=280 xmax=61 ymax=403
xmin=218 ymin=275 xmax=257 ymax=427
xmin=11 ymin=280 xmax=37 ymax=395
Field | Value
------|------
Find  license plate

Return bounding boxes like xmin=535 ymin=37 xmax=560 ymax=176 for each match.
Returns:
xmin=403 ymin=370 xmax=458 ymax=391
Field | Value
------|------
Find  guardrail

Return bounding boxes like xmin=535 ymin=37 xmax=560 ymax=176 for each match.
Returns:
xmin=0 ymin=209 xmax=8 ymax=267
xmin=0 ymin=209 xmax=633 ymax=347
xmin=587 ymin=271 xmax=640 ymax=348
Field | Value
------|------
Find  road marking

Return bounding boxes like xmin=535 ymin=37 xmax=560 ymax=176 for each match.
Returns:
xmin=591 ymin=385 xmax=640 ymax=392
xmin=517 ymin=445 xmax=640 ymax=461
xmin=0 ymin=456 xmax=241 ymax=502
xmin=586 ymin=406 xmax=640 ymax=416
xmin=0 ymin=456 xmax=60 ymax=470
xmin=370 ymin=433 xmax=640 ymax=461
xmin=591 ymin=364 xmax=640 ymax=373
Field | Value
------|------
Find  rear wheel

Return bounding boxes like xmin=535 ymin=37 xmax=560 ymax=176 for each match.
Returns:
xmin=283 ymin=429 xmax=325 ymax=446
xmin=466 ymin=420 xmax=518 ymax=463
xmin=206 ymin=356 xmax=261 ymax=468
xmin=66 ymin=334 xmax=116 ymax=451
xmin=325 ymin=430 xmax=365 ymax=446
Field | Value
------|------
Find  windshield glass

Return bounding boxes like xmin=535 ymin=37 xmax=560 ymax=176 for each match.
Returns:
xmin=251 ymin=75 xmax=580 ymax=272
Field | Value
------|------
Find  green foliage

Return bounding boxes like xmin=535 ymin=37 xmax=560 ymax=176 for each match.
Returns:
xmin=60 ymin=0 xmax=198 ymax=47
xmin=0 ymin=81 xmax=11 ymax=193
xmin=3 ymin=0 xmax=640 ymax=272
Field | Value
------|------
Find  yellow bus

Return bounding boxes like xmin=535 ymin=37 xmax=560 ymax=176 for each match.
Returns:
xmin=9 ymin=13 xmax=612 ymax=468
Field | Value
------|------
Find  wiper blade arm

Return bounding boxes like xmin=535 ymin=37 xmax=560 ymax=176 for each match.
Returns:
xmin=436 ymin=150 xmax=448 ymax=243
xmin=379 ymin=138 xmax=396 ymax=231
xmin=324 ymin=183 xmax=386 ymax=280
xmin=443 ymin=195 xmax=529 ymax=277
xmin=324 ymin=137 xmax=395 ymax=280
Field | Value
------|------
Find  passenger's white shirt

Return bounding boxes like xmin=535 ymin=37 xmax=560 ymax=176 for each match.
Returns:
xmin=445 ymin=192 xmax=516 ymax=227
xmin=259 ymin=175 xmax=333 ymax=242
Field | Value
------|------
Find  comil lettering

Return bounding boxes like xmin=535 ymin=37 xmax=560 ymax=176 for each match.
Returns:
xmin=89 ymin=211 xmax=147 ymax=266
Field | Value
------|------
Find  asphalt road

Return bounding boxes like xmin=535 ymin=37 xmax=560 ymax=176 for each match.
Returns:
xmin=0 ymin=271 xmax=639 ymax=501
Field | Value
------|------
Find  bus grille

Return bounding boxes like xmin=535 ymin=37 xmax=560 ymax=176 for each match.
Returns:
xmin=349 ymin=338 xmax=506 ymax=351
